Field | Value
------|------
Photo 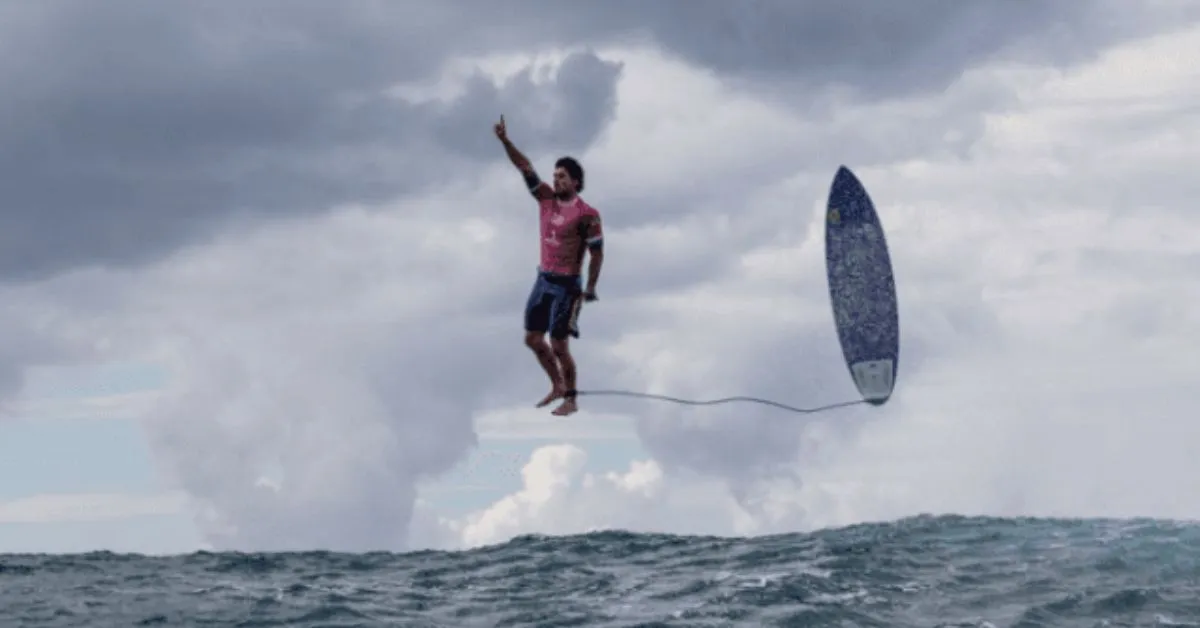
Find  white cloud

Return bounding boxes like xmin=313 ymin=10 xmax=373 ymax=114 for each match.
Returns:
xmin=0 ymin=491 xmax=188 ymax=524
xmin=443 ymin=444 xmax=753 ymax=549
xmin=4 ymin=18 xmax=1200 ymax=556
xmin=474 ymin=406 xmax=637 ymax=441
xmin=416 ymin=23 xmax=1200 ymax=549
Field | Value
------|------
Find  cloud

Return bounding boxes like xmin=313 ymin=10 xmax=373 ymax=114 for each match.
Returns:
xmin=125 ymin=203 xmax=515 ymax=552
xmin=446 ymin=444 xmax=750 ymax=548
xmin=0 ymin=298 xmax=109 ymax=413
xmin=0 ymin=491 xmax=187 ymax=524
xmin=4 ymin=0 xmax=1175 ymax=283
xmin=2 ymin=3 xmax=1200 ymax=555
xmin=0 ymin=1 xmax=623 ymax=281
xmin=561 ymin=46 xmax=1015 ymax=492
xmin=473 ymin=406 xmax=637 ymax=441
xmin=5 ymin=390 xmax=161 ymax=422
xmin=420 ymin=21 xmax=1200 ymax=548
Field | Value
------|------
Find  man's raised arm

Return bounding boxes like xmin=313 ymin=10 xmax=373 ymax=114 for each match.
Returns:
xmin=494 ymin=115 xmax=552 ymax=200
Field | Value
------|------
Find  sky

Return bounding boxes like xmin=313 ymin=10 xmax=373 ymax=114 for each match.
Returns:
xmin=1 ymin=0 xmax=1199 ymax=555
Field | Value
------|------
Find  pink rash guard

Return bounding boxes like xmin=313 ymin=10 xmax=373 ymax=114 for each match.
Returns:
xmin=537 ymin=196 xmax=603 ymax=276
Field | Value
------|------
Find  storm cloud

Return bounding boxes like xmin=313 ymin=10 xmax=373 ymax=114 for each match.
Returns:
xmin=1 ymin=0 xmax=1177 ymax=280
xmin=2 ymin=0 xmax=1197 ymax=552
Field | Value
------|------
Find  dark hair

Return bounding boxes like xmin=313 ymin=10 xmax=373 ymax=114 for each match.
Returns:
xmin=555 ymin=156 xmax=584 ymax=193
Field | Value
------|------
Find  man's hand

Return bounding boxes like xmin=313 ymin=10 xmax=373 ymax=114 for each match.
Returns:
xmin=496 ymin=114 xmax=536 ymax=174
xmin=582 ymin=289 xmax=598 ymax=302
xmin=494 ymin=115 xmax=508 ymax=142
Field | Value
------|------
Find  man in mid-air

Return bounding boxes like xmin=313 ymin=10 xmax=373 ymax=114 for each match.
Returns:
xmin=494 ymin=115 xmax=603 ymax=417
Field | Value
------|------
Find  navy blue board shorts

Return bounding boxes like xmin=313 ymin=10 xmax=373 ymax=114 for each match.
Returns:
xmin=524 ymin=270 xmax=583 ymax=339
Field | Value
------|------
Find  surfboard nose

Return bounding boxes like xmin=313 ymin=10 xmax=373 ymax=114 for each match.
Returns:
xmin=827 ymin=166 xmax=869 ymax=219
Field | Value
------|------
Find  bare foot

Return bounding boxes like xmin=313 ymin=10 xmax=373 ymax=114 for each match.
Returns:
xmin=551 ymin=398 xmax=578 ymax=416
xmin=536 ymin=387 xmax=565 ymax=408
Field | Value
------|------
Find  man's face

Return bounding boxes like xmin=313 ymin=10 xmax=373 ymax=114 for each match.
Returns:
xmin=553 ymin=167 xmax=576 ymax=197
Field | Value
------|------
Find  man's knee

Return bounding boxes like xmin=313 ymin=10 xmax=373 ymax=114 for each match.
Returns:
xmin=525 ymin=331 xmax=547 ymax=350
xmin=549 ymin=337 xmax=571 ymax=359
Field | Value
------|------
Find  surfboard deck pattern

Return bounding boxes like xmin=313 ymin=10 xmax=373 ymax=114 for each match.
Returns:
xmin=824 ymin=166 xmax=900 ymax=406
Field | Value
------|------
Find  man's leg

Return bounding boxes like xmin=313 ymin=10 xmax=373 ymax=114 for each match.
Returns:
xmin=524 ymin=276 xmax=565 ymax=407
xmin=549 ymin=336 xmax=578 ymax=416
xmin=548 ymin=293 xmax=583 ymax=416
xmin=525 ymin=331 xmax=564 ymax=407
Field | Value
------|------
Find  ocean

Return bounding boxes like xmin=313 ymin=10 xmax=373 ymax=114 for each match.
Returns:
xmin=2 ymin=515 xmax=1198 ymax=627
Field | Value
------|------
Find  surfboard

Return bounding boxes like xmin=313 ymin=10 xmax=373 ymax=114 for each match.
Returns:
xmin=824 ymin=165 xmax=900 ymax=406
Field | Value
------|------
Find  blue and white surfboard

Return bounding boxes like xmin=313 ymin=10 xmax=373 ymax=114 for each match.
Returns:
xmin=824 ymin=165 xmax=900 ymax=406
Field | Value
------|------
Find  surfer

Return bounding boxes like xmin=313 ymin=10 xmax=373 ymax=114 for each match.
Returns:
xmin=494 ymin=115 xmax=604 ymax=417
xmin=492 ymin=114 xmax=600 ymax=417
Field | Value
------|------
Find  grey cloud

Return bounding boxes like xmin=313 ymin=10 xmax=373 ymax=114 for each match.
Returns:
xmin=638 ymin=1 xmax=1108 ymax=96
xmin=2 ymin=0 xmax=1196 ymax=549
xmin=0 ymin=299 xmax=102 ymax=412
xmin=431 ymin=52 xmax=623 ymax=158
xmin=3 ymin=0 xmax=1181 ymax=284
xmin=0 ymin=1 xmax=622 ymax=282
xmin=509 ymin=0 xmax=1191 ymax=97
